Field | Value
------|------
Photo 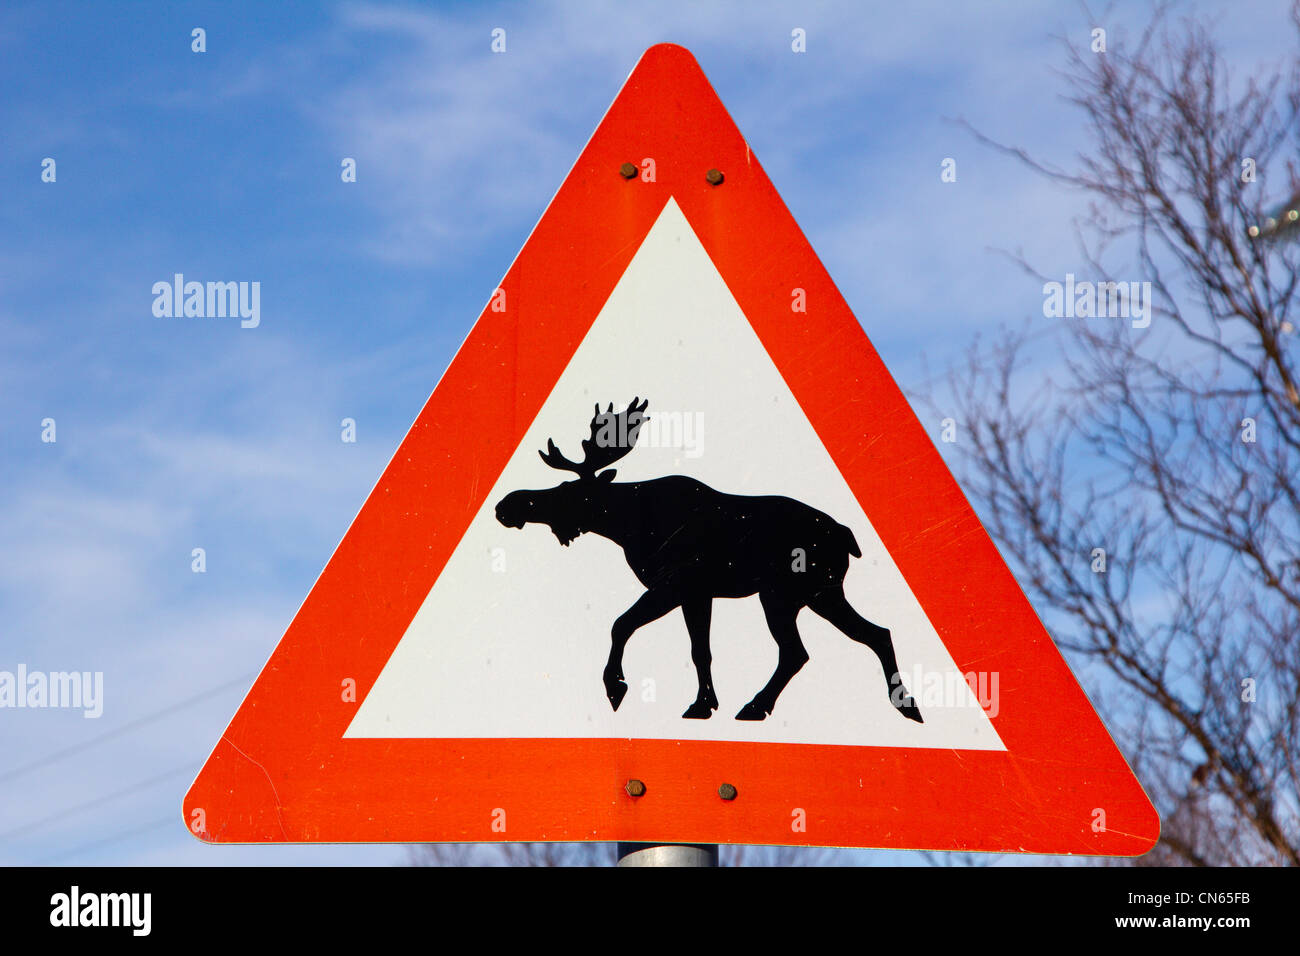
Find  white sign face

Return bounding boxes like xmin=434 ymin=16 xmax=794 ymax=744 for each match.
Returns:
xmin=347 ymin=198 xmax=1003 ymax=750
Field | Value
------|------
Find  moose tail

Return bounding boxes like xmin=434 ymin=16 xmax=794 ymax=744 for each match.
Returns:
xmin=838 ymin=523 xmax=862 ymax=559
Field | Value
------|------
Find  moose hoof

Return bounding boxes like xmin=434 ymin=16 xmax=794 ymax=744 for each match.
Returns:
xmin=605 ymin=679 xmax=628 ymax=711
xmin=682 ymin=700 xmax=717 ymax=719
xmin=735 ymin=701 xmax=769 ymax=721
xmin=895 ymin=698 xmax=924 ymax=724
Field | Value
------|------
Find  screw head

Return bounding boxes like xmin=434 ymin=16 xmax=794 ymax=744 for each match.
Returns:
xmin=705 ymin=168 xmax=724 ymax=186
xmin=619 ymin=162 xmax=638 ymax=179
xmin=718 ymin=782 xmax=738 ymax=800
xmin=625 ymin=778 xmax=647 ymax=798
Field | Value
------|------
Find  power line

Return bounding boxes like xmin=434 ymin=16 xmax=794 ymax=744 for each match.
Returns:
xmin=38 ymin=816 xmax=175 ymax=864
xmin=0 ymin=671 xmax=255 ymax=785
xmin=0 ymin=763 xmax=194 ymax=842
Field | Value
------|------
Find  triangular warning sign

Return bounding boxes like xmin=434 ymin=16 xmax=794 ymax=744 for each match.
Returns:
xmin=186 ymin=44 xmax=1158 ymax=855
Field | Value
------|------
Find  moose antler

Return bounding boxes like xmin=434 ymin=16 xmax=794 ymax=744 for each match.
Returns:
xmin=539 ymin=397 xmax=649 ymax=478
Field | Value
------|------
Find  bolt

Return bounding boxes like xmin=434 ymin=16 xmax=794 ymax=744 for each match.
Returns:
xmin=705 ymin=168 xmax=724 ymax=186
xmin=619 ymin=162 xmax=638 ymax=179
xmin=625 ymin=778 xmax=647 ymax=798
xmin=718 ymin=783 xmax=738 ymax=801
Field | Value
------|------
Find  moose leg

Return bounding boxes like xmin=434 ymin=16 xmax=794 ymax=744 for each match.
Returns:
xmin=681 ymin=597 xmax=718 ymax=719
xmin=736 ymin=594 xmax=809 ymax=721
xmin=604 ymin=589 xmax=679 ymax=711
xmin=808 ymin=590 xmax=923 ymax=723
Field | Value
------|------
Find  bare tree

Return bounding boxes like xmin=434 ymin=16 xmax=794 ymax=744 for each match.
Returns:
xmin=407 ymin=842 xmax=614 ymax=866
xmin=719 ymin=843 xmax=835 ymax=866
xmin=935 ymin=3 xmax=1300 ymax=865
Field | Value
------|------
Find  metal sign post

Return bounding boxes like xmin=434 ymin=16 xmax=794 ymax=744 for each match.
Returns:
xmin=617 ymin=843 xmax=718 ymax=867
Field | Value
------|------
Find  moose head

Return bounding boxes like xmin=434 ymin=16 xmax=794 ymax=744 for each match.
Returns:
xmin=494 ymin=398 xmax=649 ymax=545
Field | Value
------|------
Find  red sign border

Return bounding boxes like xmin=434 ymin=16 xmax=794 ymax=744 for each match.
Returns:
xmin=185 ymin=44 xmax=1159 ymax=855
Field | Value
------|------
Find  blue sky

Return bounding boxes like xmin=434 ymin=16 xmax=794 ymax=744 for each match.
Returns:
xmin=0 ymin=0 xmax=1291 ymax=865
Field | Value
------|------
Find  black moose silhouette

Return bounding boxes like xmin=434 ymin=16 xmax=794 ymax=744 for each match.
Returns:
xmin=494 ymin=398 xmax=923 ymax=724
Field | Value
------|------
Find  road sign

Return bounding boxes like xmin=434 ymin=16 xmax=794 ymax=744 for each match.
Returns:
xmin=185 ymin=43 xmax=1159 ymax=854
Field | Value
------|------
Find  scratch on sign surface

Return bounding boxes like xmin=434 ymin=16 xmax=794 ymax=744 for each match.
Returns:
xmin=220 ymin=735 xmax=290 ymax=840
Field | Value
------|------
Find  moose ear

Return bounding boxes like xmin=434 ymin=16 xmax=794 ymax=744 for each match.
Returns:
xmin=597 ymin=469 xmax=617 ymax=482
